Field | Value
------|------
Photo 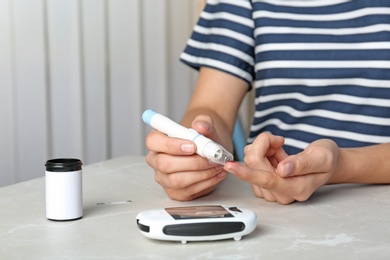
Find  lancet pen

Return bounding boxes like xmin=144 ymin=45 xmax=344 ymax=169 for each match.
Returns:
xmin=142 ymin=109 xmax=234 ymax=165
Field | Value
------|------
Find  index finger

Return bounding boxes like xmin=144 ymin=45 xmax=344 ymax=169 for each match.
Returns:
xmin=146 ymin=130 xmax=196 ymax=155
xmin=224 ymin=161 xmax=278 ymax=190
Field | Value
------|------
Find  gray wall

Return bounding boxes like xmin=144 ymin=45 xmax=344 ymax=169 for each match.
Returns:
xmin=0 ymin=0 xmax=201 ymax=186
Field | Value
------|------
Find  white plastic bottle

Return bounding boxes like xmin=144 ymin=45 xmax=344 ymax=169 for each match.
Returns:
xmin=45 ymin=158 xmax=83 ymax=221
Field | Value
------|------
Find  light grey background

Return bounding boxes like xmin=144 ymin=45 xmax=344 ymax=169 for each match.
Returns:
xmin=0 ymin=0 xmax=202 ymax=186
xmin=0 ymin=0 xmax=253 ymax=187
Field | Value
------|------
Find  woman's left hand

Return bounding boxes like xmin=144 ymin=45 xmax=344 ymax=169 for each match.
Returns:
xmin=224 ymin=133 xmax=341 ymax=204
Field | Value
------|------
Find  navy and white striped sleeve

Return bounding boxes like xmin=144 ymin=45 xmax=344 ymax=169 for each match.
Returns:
xmin=180 ymin=0 xmax=255 ymax=86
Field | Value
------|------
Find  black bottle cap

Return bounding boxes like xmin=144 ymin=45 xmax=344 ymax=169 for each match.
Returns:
xmin=45 ymin=158 xmax=83 ymax=172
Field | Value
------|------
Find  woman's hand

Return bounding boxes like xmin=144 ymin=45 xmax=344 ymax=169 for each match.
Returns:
xmin=224 ymin=133 xmax=341 ymax=204
xmin=145 ymin=115 xmax=228 ymax=201
xmin=145 ymin=67 xmax=249 ymax=201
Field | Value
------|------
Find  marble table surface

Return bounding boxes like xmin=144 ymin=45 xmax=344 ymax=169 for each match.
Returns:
xmin=1 ymin=155 xmax=389 ymax=259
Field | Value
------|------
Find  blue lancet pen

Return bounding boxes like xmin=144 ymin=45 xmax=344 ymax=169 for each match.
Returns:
xmin=142 ymin=109 xmax=234 ymax=165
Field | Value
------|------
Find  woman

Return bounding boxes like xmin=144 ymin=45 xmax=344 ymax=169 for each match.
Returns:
xmin=145 ymin=0 xmax=390 ymax=204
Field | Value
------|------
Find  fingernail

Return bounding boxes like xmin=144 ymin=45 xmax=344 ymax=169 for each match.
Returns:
xmin=215 ymin=165 xmax=224 ymax=171
xmin=283 ymin=162 xmax=293 ymax=177
xmin=195 ymin=121 xmax=209 ymax=131
xmin=217 ymin=171 xmax=226 ymax=178
xmin=181 ymin=143 xmax=195 ymax=154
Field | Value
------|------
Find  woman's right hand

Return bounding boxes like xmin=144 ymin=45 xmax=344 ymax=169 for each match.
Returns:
xmin=145 ymin=114 xmax=228 ymax=201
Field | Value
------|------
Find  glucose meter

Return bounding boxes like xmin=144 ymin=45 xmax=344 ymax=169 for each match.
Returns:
xmin=136 ymin=205 xmax=257 ymax=244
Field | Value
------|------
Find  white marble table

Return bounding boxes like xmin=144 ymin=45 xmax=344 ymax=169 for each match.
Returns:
xmin=1 ymin=156 xmax=389 ymax=259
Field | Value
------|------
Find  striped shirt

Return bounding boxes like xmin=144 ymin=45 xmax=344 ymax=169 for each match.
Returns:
xmin=180 ymin=0 xmax=390 ymax=155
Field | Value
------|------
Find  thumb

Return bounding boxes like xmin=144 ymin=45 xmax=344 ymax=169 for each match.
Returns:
xmin=191 ymin=115 xmax=219 ymax=141
xmin=276 ymin=152 xmax=322 ymax=178
xmin=277 ymin=140 xmax=338 ymax=177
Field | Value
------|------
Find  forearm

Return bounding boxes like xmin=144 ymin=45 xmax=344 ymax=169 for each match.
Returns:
xmin=179 ymin=67 xmax=248 ymax=153
xmin=329 ymin=143 xmax=390 ymax=184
